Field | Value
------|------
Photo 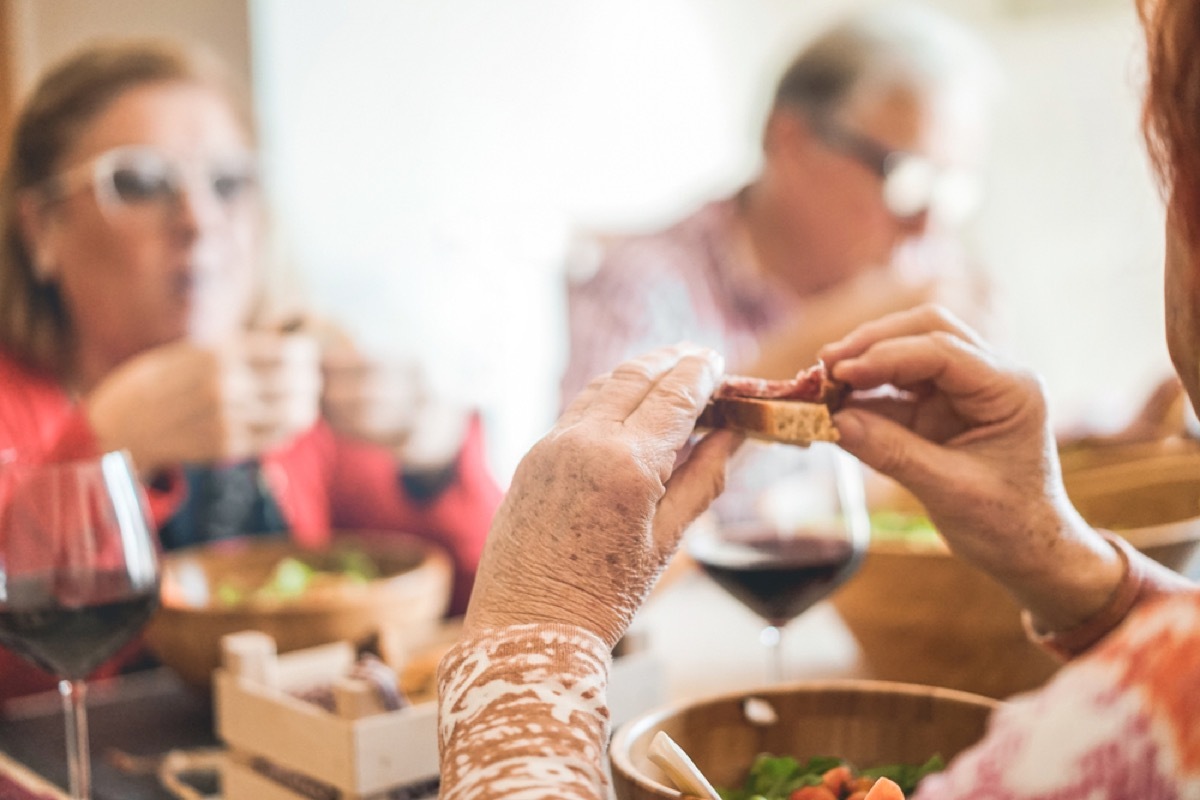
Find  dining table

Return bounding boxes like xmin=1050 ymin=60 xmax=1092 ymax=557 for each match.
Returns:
xmin=0 ymin=569 xmax=867 ymax=800
xmin=0 ymin=667 xmax=217 ymax=800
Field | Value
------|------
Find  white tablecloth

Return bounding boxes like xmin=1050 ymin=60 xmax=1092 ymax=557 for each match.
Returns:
xmin=633 ymin=570 xmax=869 ymax=703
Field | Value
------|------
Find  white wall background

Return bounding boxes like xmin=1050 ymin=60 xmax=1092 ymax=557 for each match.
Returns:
xmin=248 ymin=0 xmax=1168 ymax=481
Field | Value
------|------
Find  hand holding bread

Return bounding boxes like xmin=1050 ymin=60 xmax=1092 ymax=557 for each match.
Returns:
xmin=818 ymin=304 xmax=1126 ymax=635
xmin=464 ymin=345 xmax=742 ymax=647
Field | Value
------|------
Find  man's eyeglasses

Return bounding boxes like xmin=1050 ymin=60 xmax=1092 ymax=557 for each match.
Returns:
xmin=812 ymin=120 xmax=981 ymax=226
xmin=43 ymin=145 xmax=259 ymax=224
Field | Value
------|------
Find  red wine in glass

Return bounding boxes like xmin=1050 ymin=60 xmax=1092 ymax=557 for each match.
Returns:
xmin=0 ymin=570 xmax=159 ymax=679
xmin=692 ymin=532 xmax=861 ymax=627
xmin=688 ymin=442 xmax=869 ymax=682
xmin=0 ymin=451 xmax=159 ymax=800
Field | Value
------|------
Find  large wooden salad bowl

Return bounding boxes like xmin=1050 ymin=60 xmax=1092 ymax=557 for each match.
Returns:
xmin=830 ymin=538 xmax=1060 ymax=700
xmin=832 ymin=437 xmax=1200 ymax=699
xmin=610 ymin=679 xmax=998 ymax=800
xmin=145 ymin=532 xmax=452 ymax=688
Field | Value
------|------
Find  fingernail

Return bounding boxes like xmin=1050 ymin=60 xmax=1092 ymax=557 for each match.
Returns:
xmin=820 ymin=338 xmax=849 ymax=357
xmin=826 ymin=357 xmax=858 ymax=381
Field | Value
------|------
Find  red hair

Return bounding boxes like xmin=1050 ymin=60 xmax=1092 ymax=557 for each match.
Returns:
xmin=1139 ymin=0 xmax=1200 ymax=244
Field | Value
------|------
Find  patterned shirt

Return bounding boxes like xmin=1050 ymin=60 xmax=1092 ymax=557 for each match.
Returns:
xmin=916 ymin=593 xmax=1200 ymax=799
xmin=560 ymin=194 xmax=799 ymax=406
xmin=559 ymin=193 xmax=991 ymax=404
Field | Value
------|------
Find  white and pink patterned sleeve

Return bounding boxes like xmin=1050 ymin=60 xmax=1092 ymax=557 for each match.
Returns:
xmin=437 ymin=623 xmax=612 ymax=800
xmin=913 ymin=593 xmax=1200 ymax=800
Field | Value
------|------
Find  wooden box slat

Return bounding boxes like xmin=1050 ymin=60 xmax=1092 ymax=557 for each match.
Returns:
xmin=222 ymin=759 xmax=317 ymax=800
xmin=216 ymin=643 xmax=439 ymax=796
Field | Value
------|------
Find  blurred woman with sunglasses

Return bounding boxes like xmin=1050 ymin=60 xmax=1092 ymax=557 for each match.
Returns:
xmin=0 ymin=40 xmax=501 ymax=699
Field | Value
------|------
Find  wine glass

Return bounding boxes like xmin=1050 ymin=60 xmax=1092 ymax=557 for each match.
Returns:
xmin=0 ymin=451 xmax=159 ymax=800
xmin=687 ymin=440 xmax=870 ymax=683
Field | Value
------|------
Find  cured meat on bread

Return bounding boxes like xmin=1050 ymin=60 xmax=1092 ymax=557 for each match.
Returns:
xmin=697 ymin=363 xmax=847 ymax=445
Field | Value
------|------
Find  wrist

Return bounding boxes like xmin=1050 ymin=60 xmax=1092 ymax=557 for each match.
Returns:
xmin=1023 ymin=531 xmax=1140 ymax=658
xmin=953 ymin=496 xmax=1120 ymax=634
xmin=1012 ymin=508 xmax=1127 ymax=633
xmin=453 ymin=621 xmax=611 ymax=654
xmin=465 ymin=585 xmax=629 ymax=651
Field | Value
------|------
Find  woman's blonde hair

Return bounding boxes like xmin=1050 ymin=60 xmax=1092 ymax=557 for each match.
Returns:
xmin=0 ymin=38 xmax=253 ymax=376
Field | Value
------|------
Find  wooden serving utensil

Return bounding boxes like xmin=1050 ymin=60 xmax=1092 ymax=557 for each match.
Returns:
xmin=647 ymin=730 xmax=721 ymax=800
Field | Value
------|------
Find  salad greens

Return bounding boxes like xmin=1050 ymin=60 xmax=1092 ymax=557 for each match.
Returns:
xmin=868 ymin=511 xmax=940 ymax=545
xmin=215 ymin=551 xmax=379 ymax=607
xmin=718 ymin=754 xmax=841 ymax=800
xmin=717 ymin=753 xmax=945 ymax=800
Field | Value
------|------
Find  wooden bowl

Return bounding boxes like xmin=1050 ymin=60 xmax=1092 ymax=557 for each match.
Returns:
xmin=833 ymin=438 xmax=1200 ymax=699
xmin=830 ymin=539 xmax=1059 ymax=699
xmin=610 ymin=679 xmax=998 ymax=800
xmin=144 ymin=532 xmax=452 ymax=688
xmin=1060 ymin=437 xmax=1200 ymax=569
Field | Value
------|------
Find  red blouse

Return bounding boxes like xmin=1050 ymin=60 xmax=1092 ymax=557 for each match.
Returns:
xmin=0 ymin=350 xmax=501 ymax=700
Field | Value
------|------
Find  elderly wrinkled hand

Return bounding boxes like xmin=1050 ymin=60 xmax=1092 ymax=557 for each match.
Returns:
xmin=463 ymin=345 xmax=743 ymax=648
xmin=818 ymin=305 xmax=1123 ymax=631
xmin=85 ymin=332 xmax=321 ymax=473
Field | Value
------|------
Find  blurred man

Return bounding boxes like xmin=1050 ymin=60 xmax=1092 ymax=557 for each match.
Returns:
xmin=562 ymin=3 xmax=1000 ymax=399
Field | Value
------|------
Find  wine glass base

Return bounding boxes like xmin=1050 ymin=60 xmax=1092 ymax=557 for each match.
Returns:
xmin=760 ymin=624 xmax=785 ymax=683
xmin=759 ymin=626 xmax=782 ymax=648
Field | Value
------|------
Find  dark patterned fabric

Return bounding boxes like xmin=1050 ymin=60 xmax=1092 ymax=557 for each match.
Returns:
xmin=158 ymin=461 xmax=288 ymax=550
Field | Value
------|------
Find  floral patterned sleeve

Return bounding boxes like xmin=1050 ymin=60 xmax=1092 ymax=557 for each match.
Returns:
xmin=437 ymin=623 xmax=612 ymax=800
xmin=913 ymin=592 xmax=1200 ymax=799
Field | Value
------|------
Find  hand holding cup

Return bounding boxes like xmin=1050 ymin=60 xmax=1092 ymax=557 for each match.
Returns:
xmin=85 ymin=331 xmax=321 ymax=472
xmin=320 ymin=348 xmax=468 ymax=469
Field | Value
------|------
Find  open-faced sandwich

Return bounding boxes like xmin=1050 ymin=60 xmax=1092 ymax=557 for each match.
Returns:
xmin=697 ymin=362 xmax=848 ymax=445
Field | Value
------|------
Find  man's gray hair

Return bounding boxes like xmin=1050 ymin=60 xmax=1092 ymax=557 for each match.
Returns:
xmin=772 ymin=3 xmax=1002 ymax=122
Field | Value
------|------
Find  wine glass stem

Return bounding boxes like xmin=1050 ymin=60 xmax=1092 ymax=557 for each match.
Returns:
xmin=761 ymin=624 xmax=784 ymax=683
xmin=59 ymin=679 xmax=91 ymax=800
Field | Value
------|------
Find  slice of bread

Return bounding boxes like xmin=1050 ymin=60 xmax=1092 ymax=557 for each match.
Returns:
xmin=696 ymin=396 xmax=839 ymax=445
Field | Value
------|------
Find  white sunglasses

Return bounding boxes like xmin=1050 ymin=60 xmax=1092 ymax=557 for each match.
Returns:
xmin=45 ymin=145 xmax=259 ymax=222
xmin=814 ymin=120 xmax=982 ymax=226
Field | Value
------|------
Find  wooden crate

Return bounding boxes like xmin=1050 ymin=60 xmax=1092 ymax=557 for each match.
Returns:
xmin=215 ymin=630 xmax=664 ymax=800
xmin=216 ymin=632 xmax=439 ymax=799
